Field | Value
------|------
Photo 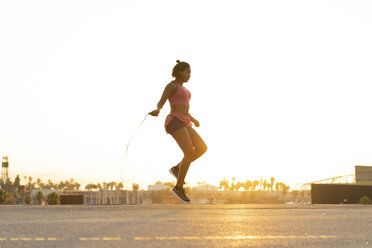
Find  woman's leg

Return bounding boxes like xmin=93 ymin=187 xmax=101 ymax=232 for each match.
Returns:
xmin=186 ymin=126 xmax=208 ymax=162
xmin=173 ymin=127 xmax=208 ymax=169
xmin=171 ymin=127 xmax=195 ymax=188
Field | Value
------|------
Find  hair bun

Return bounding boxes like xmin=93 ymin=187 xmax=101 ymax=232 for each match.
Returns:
xmin=176 ymin=60 xmax=181 ymax=63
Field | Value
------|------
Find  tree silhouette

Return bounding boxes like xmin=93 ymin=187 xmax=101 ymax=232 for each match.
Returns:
xmin=282 ymin=184 xmax=290 ymax=199
xmin=163 ymin=181 xmax=175 ymax=188
xmin=117 ymin=182 xmax=124 ymax=190
xmin=47 ymin=192 xmax=60 ymax=205
xmin=27 ymin=176 xmax=34 ymax=190
xmin=36 ymin=178 xmax=42 ymax=189
xmin=252 ymin=180 xmax=259 ymax=191
xmin=14 ymin=175 xmax=20 ymax=188
xmin=74 ymin=182 xmax=81 ymax=191
xmin=132 ymin=183 xmax=139 ymax=191
xmin=45 ymin=180 xmax=51 ymax=189
xmin=58 ymin=181 xmax=66 ymax=191
xmin=24 ymin=194 xmax=32 ymax=205
xmin=36 ymin=191 xmax=43 ymax=204
xmin=270 ymin=177 xmax=275 ymax=191
xmin=263 ymin=180 xmax=267 ymax=191
xmin=219 ymin=179 xmax=224 ymax=191
xmin=97 ymin=183 xmax=102 ymax=190
xmin=260 ymin=177 xmax=263 ymax=190
xmin=244 ymin=180 xmax=252 ymax=191
xmin=85 ymin=184 xmax=97 ymax=191
xmin=234 ymin=181 xmax=243 ymax=191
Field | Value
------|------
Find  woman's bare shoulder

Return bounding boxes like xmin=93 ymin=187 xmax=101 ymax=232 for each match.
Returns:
xmin=165 ymin=81 xmax=177 ymax=92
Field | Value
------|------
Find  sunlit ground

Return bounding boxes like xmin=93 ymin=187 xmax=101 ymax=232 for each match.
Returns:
xmin=1 ymin=204 xmax=372 ymax=248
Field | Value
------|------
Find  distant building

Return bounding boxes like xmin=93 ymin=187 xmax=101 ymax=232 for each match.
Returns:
xmin=148 ymin=183 xmax=170 ymax=191
xmin=1 ymin=156 xmax=9 ymax=183
xmin=194 ymin=184 xmax=218 ymax=191
xmin=355 ymin=165 xmax=372 ymax=183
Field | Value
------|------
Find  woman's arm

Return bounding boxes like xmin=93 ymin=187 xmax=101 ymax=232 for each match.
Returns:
xmin=188 ymin=113 xmax=200 ymax=127
xmin=149 ymin=83 xmax=177 ymax=116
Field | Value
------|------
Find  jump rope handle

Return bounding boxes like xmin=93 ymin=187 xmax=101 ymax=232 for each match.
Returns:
xmin=148 ymin=109 xmax=159 ymax=117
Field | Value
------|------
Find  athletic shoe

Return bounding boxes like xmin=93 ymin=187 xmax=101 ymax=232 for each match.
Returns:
xmin=169 ymin=166 xmax=185 ymax=184
xmin=169 ymin=166 xmax=179 ymax=179
xmin=171 ymin=187 xmax=190 ymax=203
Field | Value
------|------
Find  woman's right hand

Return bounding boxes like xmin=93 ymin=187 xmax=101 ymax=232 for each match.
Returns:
xmin=148 ymin=109 xmax=160 ymax=117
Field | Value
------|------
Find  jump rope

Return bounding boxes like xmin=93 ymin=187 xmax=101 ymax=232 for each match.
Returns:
xmin=120 ymin=113 xmax=161 ymax=190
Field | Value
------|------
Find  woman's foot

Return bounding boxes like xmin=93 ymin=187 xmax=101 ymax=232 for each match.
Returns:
xmin=169 ymin=166 xmax=185 ymax=184
xmin=171 ymin=186 xmax=190 ymax=203
xmin=169 ymin=166 xmax=179 ymax=179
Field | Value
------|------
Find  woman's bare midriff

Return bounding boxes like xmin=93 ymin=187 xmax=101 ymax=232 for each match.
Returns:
xmin=171 ymin=105 xmax=189 ymax=114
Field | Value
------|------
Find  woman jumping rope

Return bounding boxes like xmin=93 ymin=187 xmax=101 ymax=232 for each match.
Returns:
xmin=149 ymin=60 xmax=207 ymax=203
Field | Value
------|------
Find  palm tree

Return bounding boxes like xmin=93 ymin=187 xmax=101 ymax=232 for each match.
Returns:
xmin=64 ymin=180 xmax=70 ymax=191
xmin=58 ymin=181 xmax=66 ymax=191
xmin=85 ymin=184 xmax=96 ymax=190
xmin=260 ymin=177 xmax=263 ymax=190
xmin=235 ymin=182 xmax=243 ymax=191
xmin=117 ymin=182 xmax=124 ymax=190
xmin=36 ymin=191 xmax=43 ymax=204
xmin=232 ymin=177 xmax=236 ymax=189
xmin=36 ymin=178 xmax=42 ymax=189
xmin=14 ymin=175 xmax=20 ymax=187
xmin=244 ymin=180 xmax=252 ymax=191
xmin=219 ymin=179 xmax=225 ymax=191
xmin=275 ymin=182 xmax=281 ymax=191
xmin=74 ymin=183 xmax=81 ymax=191
xmin=270 ymin=177 xmax=275 ymax=191
xmin=109 ymin=181 xmax=117 ymax=190
xmin=219 ymin=177 xmax=229 ymax=191
xmin=28 ymin=176 xmax=34 ymax=190
xmin=282 ymin=184 xmax=290 ymax=199
xmin=132 ymin=183 xmax=139 ymax=191
xmin=252 ymin=180 xmax=259 ymax=191
xmin=69 ymin=179 xmax=77 ymax=191
xmin=46 ymin=181 xmax=51 ymax=190
xmin=97 ymin=183 xmax=102 ymax=190
xmin=263 ymin=180 xmax=267 ymax=191
xmin=267 ymin=183 xmax=272 ymax=191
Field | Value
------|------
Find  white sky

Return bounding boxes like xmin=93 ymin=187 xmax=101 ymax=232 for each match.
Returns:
xmin=1 ymin=0 xmax=372 ymax=189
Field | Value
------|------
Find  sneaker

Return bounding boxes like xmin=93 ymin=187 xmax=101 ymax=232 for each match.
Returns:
xmin=169 ymin=166 xmax=185 ymax=184
xmin=171 ymin=186 xmax=190 ymax=203
xmin=169 ymin=166 xmax=179 ymax=179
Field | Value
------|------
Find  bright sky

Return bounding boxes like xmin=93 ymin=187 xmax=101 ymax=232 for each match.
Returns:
xmin=1 ymin=0 xmax=372 ymax=190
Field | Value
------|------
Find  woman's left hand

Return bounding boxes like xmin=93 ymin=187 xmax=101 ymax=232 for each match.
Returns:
xmin=193 ymin=119 xmax=200 ymax=127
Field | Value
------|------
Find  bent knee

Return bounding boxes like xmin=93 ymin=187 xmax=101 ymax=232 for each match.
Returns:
xmin=199 ymin=144 xmax=208 ymax=155
xmin=184 ymin=149 xmax=195 ymax=160
xmin=203 ymin=144 xmax=208 ymax=154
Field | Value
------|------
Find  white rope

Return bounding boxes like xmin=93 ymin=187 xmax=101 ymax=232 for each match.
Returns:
xmin=120 ymin=113 xmax=149 ymax=188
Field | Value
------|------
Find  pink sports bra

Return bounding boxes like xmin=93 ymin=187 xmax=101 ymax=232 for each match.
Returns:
xmin=168 ymin=81 xmax=191 ymax=106
xmin=164 ymin=81 xmax=192 ymax=133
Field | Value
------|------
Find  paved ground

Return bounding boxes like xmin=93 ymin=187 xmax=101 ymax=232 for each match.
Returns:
xmin=1 ymin=204 xmax=372 ymax=248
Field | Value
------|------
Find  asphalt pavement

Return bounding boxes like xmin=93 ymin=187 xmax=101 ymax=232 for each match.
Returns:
xmin=1 ymin=204 xmax=372 ymax=248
